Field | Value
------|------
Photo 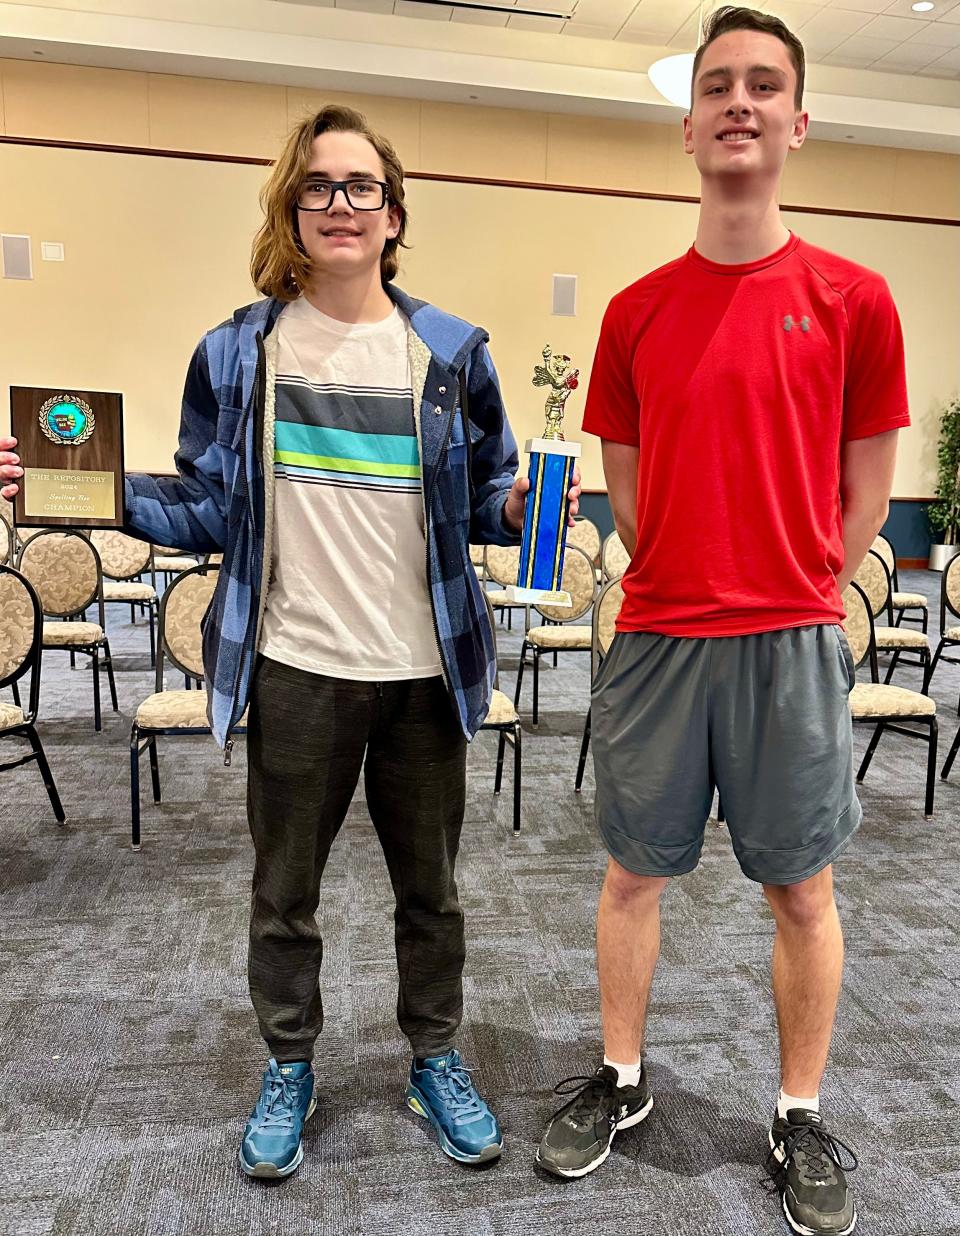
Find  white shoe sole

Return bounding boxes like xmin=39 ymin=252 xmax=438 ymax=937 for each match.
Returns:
xmin=536 ymin=1094 xmax=654 ymax=1179
xmin=768 ymin=1131 xmax=857 ymax=1236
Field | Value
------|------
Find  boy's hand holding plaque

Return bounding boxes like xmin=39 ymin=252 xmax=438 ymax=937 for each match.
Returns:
xmin=10 ymin=386 xmax=125 ymax=528
xmin=505 ymin=346 xmax=582 ymax=608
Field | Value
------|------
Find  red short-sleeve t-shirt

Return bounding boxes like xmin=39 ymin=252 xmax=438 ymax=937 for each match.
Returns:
xmin=582 ymin=233 xmax=910 ymax=637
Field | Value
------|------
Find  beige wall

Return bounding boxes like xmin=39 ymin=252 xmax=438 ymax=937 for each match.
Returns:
xmin=1 ymin=57 xmax=959 ymax=495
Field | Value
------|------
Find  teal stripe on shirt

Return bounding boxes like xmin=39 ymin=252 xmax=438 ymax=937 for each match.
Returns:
xmin=274 ymin=421 xmax=421 ymax=470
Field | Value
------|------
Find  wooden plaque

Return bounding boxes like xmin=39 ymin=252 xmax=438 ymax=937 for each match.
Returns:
xmin=10 ymin=386 xmax=125 ymax=528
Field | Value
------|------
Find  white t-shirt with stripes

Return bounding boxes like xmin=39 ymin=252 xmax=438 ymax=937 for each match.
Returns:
xmin=259 ymin=297 xmax=442 ymax=680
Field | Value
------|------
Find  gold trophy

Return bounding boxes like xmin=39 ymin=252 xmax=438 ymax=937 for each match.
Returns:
xmin=505 ymin=346 xmax=582 ymax=606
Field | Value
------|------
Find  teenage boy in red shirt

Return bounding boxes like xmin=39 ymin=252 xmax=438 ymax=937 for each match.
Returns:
xmin=536 ymin=8 xmax=909 ymax=1234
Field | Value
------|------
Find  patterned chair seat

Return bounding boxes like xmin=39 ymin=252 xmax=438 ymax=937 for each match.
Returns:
xmin=526 ymin=624 xmax=591 ymax=650
xmin=135 ymin=689 xmax=248 ymax=729
xmin=892 ymin=591 xmax=927 ymax=609
xmin=849 ymin=683 xmax=936 ymax=719
xmin=104 ymin=581 xmax=157 ymax=603
xmin=42 ymin=621 xmax=104 ymax=646
xmin=873 ymin=626 xmax=928 ymax=650
xmin=945 ymin=625 xmax=960 ymax=641
xmin=153 ymin=556 xmax=200 ymax=574
xmin=0 ymin=700 xmax=24 ymax=729
xmin=485 ymin=689 xmax=519 ymax=727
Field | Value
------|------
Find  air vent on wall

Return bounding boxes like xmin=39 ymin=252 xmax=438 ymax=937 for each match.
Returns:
xmin=2 ymin=235 xmax=32 ymax=280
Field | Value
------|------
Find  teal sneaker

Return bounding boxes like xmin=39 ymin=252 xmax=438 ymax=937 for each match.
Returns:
xmin=406 ymin=1049 xmax=503 ymax=1164
xmin=238 ymin=1059 xmax=316 ymax=1179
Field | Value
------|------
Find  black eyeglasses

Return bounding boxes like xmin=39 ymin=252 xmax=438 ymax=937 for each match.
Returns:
xmin=296 ymin=179 xmax=390 ymax=211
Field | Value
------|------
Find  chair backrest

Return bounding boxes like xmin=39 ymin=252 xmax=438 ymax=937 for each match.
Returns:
xmin=480 ymin=589 xmax=503 ymax=691
xmin=942 ymin=550 xmax=960 ymax=627
xmin=535 ymin=544 xmax=598 ymax=623
xmin=17 ymin=530 xmax=103 ymax=619
xmin=484 ymin=544 xmax=520 ymax=588
xmin=872 ymin=534 xmax=896 ymax=578
xmin=156 ymin=562 xmax=219 ymax=688
xmin=841 ymin=581 xmax=876 ymax=678
xmin=0 ymin=566 xmax=42 ymax=718
xmin=468 ymin=544 xmax=484 ymax=568
xmin=566 ymin=516 xmax=601 ymax=567
xmin=592 ymin=576 xmax=624 ymax=674
xmin=601 ymin=530 xmax=631 ymax=581
xmin=853 ymin=549 xmax=892 ymax=622
xmin=90 ymin=530 xmax=151 ymax=581
xmin=0 ymin=514 xmax=11 ymax=567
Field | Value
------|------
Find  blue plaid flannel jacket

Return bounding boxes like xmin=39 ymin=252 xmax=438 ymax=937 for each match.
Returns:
xmin=125 ymin=285 xmax=520 ymax=749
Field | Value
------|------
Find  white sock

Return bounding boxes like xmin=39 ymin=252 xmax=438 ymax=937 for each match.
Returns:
xmin=777 ymin=1089 xmax=820 ymax=1121
xmin=603 ymin=1055 xmax=642 ymax=1088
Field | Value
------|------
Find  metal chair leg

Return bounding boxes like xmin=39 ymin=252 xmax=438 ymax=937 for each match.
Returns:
xmin=148 ymin=737 xmax=161 ymax=803
xmin=26 ymin=724 xmax=65 ymax=824
xmin=942 ymin=720 xmax=960 ymax=781
xmin=130 ymin=725 xmax=142 ymax=849
xmin=92 ymin=648 xmax=102 ymax=732
xmin=882 ymin=650 xmax=901 ymax=684
xmin=925 ymin=717 xmax=938 ymax=819
xmin=575 ymin=707 xmax=591 ymax=793
xmin=494 ymin=730 xmax=506 ymax=795
xmin=532 ymin=649 xmax=540 ymax=728
xmin=857 ymin=722 xmax=886 ymax=783
xmin=103 ymin=639 xmax=118 ymax=711
xmin=927 ymin=639 xmax=945 ymax=687
xmin=10 ymin=679 xmax=20 ymax=708
xmin=512 ymin=724 xmax=522 ymax=834
xmin=513 ymin=643 xmax=528 ymax=709
xmin=148 ymin=604 xmax=156 ymax=668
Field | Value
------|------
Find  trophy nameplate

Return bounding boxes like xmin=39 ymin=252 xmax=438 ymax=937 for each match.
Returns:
xmin=505 ymin=346 xmax=582 ymax=608
xmin=10 ymin=386 xmax=125 ymax=528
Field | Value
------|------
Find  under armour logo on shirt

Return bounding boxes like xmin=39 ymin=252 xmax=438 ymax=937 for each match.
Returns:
xmin=783 ymin=314 xmax=811 ymax=333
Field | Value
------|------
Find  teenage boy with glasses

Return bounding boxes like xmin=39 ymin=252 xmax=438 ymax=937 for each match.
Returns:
xmin=536 ymin=9 xmax=908 ymax=1234
xmin=2 ymin=105 xmax=580 ymax=1178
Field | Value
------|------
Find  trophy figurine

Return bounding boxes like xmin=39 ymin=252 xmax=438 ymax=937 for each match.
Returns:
xmin=505 ymin=346 xmax=582 ymax=607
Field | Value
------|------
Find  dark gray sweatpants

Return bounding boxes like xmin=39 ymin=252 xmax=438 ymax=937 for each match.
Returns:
xmin=593 ymin=624 xmax=861 ymax=885
xmin=246 ymin=655 xmax=468 ymax=1062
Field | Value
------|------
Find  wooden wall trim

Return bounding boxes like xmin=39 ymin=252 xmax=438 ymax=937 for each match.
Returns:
xmin=2 ymin=135 xmax=958 ymax=229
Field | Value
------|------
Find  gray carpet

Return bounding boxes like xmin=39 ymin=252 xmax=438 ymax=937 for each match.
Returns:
xmin=1 ymin=569 xmax=958 ymax=1236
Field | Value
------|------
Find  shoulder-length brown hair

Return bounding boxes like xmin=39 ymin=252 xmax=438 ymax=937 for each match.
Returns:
xmin=250 ymin=104 xmax=409 ymax=301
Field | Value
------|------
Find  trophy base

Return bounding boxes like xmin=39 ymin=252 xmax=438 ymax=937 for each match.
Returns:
xmin=504 ymin=585 xmax=572 ymax=607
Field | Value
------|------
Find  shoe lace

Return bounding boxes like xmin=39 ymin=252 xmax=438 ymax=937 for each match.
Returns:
xmin=550 ymin=1072 xmax=617 ymax=1131
xmin=431 ymin=1060 xmax=487 ymax=1123
xmin=766 ymin=1123 xmax=859 ymax=1191
xmin=253 ymin=1073 xmax=306 ymax=1133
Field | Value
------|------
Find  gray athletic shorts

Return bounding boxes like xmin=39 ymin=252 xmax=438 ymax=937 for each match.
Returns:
xmin=592 ymin=624 xmax=861 ymax=886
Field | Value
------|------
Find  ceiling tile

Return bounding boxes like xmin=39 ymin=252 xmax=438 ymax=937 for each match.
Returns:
xmin=562 ymin=20 xmax=623 ymax=34
xmin=801 ymin=6 xmax=874 ymax=35
xmin=857 ymin=10 xmax=928 ymax=34
xmin=667 ymin=11 xmax=700 ymax=47
xmin=506 ymin=12 xmax=568 ymax=28
xmin=756 ymin=0 xmax=824 ymax=29
xmin=393 ymin=0 xmax=453 ymax=14
xmin=872 ymin=38 xmax=949 ymax=64
xmin=570 ymin=0 xmax=640 ymax=26
xmin=621 ymin=0 xmax=695 ymax=36
xmin=450 ymin=6 xmax=509 ymax=23
xmin=884 ymin=0 xmax=960 ymax=17
xmin=335 ymin=0 xmax=394 ymax=10
xmin=907 ymin=18 xmax=960 ymax=42
xmin=936 ymin=1 xmax=960 ymax=20
xmin=821 ymin=32 xmax=902 ymax=60
xmin=920 ymin=42 xmax=960 ymax=66
xmin=828 ymin=0 xmax=891 ymax=12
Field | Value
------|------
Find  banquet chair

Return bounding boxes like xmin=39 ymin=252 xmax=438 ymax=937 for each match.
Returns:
xmin=843 ymin=581 xmax=939 ymax=819
xmin=575 ymin=575 xmax=624 ymax=793
xmin=0 ymin=565 xmax=65 ymax=824
xmin=17 ymin=530 xmax=118 ymax=731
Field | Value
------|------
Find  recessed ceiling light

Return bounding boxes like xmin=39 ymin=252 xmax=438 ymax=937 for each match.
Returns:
xmin=911 ymin=2 xmax=934 ymax=11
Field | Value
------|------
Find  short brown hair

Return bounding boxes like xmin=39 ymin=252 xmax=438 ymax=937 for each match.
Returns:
xmin=691 ymin=6 xmax=805 ymax=111
xmin=250 ymin=104 xmax=409 ymax=301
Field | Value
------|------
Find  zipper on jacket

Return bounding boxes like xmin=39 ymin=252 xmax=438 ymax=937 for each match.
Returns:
xmin=419 ymin=394 xmax=459 ymax=709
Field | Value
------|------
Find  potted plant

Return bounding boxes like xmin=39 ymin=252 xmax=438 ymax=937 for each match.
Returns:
xmin=928 ymin=395 xmax=960 ymax=571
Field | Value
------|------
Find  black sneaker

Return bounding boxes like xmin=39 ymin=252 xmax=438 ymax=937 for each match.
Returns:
xmin=767 ymin=1108 xmax=859 ymax=1235
xmin=536 ymin=1064 xmax=653 ymax=1179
